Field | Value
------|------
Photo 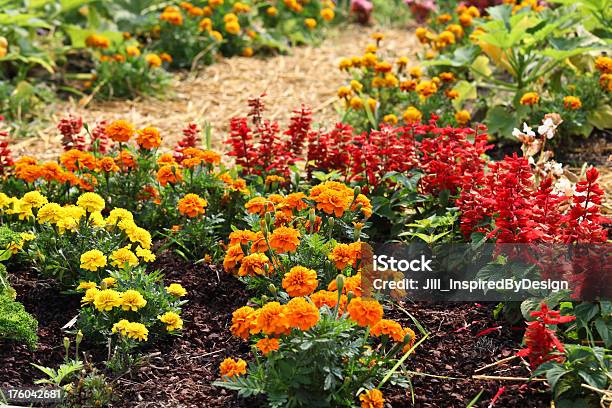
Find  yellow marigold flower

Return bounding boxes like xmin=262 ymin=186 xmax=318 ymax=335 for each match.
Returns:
xmin=158 ymin=311 xmax=183 ymax=331
xmin=145 ymin=53 xmax=162 ymax=68
xmin=233 ymin=2 xmax=250 ymax=13
xmin=106 ymin=120 xmax=134 ymax=143
xmin=437 ymin=13 xmax=452 ymax=23
xmin=266 ymin=6 xmax=278 ymax=16
xmin=242 ymin=47 xmax=254 ymax=57
xmin=459 ymin=12 xmax=472 ymax=27
xmin=362 ymin=52 xmax=377 ymax=67
xmin=238 ymin=253 xmax=271 ymax=277
xmin=135 ymin=246 xmax=156 ymax=262
xmin=396 ymin=56 xmax=409 ymax=68
xmin=211 ymin=30 xmax=223 ymax=41
xmin=136 ymin=127 xmax=161 ymax=150
xmin=282 ymin=266 xmax=319 ymax=297
xmin=367 ymin=98 xmax=378 ymax=112
xmin=338 ymin=58 xmax=352 ymax=70
xmin=360 ymin=389 xmax=384 ymax=408
xmin=256 ymin=337 xmax=279 ymax=355
xmin=304 ymin=18 xmax=317 ymax=30
xmin=81 ymin=288 xmax=99 ymax=305
xmin=256 ymin=301 xmax=289 ymax=335
xmin=125 ymin=321 xmax=148 ymax=341
xmin=37 ymin=203 xmax=63 ymax=224
xmin=178 ymin=193 xmax=208 ymax=218
xmin=563 ymin=95 xmax=582 ymax=110
xmin=89 ymin=211 xmax=105 ymax=228
xmin=199 ymin=17 xmax=213 ymax=32
xmin=110 ymin=246 xmax=138 ymax=268
xmin=337 ymin=86 xmax=352 ymax=99
xmin=286 ymin=297 xmax=319 ymax=330
xmin=112 ymin=319 xmax=130 ymax=336
xmin=595 ymin=56 xmax=612 ymax=74
xmin=409 ymin=66 xmax=422 ymax=79
xmin=21 ymin=191 xmax=48 ymax=209
xmin=105 ymin=209 xmax=133 ymax=227
xmin=349 ymin=96 xmax=364 ymax=110
xmin=416 ymin=80 xmax=438 ymax=98
xmin=93 ymin=289 xmax=122 ymax=311
xmin=127 ymin=227 xmax=152 ymax=249
xmin=447 ymin=23 xmax=464 ymax=39
xmin=126 ymin=45 xmax=140 ymax=57
xmin=437 ymin=30 xmax=455 ymax=47
xmin=219 ymin=358 xmax=247 ymax=379
xmin=166 ymin=283 xmax=187 ymax=297
xmin=415 ymin=27 xmax=430 ymax=43
xmin=225 ymin=20 xmax=241 ymax=35
xmin=80 ymin=249 xmax=107 ymax=272
xmin=403 ymin=106 xmax=422 ymax=124
xmin=383 ymin=114 xmax=398 ymax=125
xmin=101 ymin=277 xmax=116 ymax=287
xmin=269 ymin=226 xmax=301 ymax=253
xmin=321 ymin=8 xmax=334 ymax=21
xmin=160 ymin=9 xmax=183 ymax=26
xmin=455 ymin=110 xmax=471 ymax=126
xmin=121 ymin=289 xmax=147 ymax=311
xmin=77 ymin=281 xmax=97 ymax=291
xmin=520 ymin=92 xmax=540 ymax=106
xmin=347 ymin=297 xmax=383 ymax=327
xmin=77 ymin=192 xmax=105 ymax=213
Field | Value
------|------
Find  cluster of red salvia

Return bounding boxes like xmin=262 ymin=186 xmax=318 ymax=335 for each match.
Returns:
xmin=517 ymin=303 xmax=575 ymax=369
xmin=306 ymin=117 xmax=488 ymax=193
xmin=457 ymin=157 xmax=608 ymax=244
xmin=226 ymin=97 xmax=312 ymax=177
xmin=0 ymin=116 xmax=14 ymax=176
xmin=417 ymin=121 xmax=490 ymax=196
xmin=57 ymin=115 xmax=110 ymax=154
xmin=174 ymin=122 xmax=201 ymax=160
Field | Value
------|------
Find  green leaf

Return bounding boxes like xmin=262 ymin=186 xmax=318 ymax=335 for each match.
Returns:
xmin=485 ymin=105 xmax=519 ymax=138
xmin=587 ymin=104 xmax=612 ymax=130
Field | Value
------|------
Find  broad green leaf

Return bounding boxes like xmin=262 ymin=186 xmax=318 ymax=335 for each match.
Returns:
xmin=471 ymin=55 xmax=492 ymax=76
xmin=485 ymin=105 xmax=519 ymax=138
xmin=587 ymin=104 xmax=612 ymax=130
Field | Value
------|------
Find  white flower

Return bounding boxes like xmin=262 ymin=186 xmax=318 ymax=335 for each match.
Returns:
xmin=523 ymin=123 xmax=535 ymax=137
xmin=538 ymin=118 xmax=557 ymax=139
xmin=543 ymin=160 xmax=564 ymax=177
xmin=553 ymin=178 xmax=574 ymax=196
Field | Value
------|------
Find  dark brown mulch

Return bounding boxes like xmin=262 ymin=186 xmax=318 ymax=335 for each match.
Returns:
xmin=386 ymin=302 xmax=550 ymax=408
xmin=0 ymin=256 xmax=550 ymax=408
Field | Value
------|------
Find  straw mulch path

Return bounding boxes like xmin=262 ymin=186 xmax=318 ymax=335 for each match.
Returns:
xmin=12 ymin=25 xmax=418 ymax=160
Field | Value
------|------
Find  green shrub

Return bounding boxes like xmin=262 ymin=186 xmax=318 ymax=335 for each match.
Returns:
xmin=0 ymin=292 xmax=38 ymax=349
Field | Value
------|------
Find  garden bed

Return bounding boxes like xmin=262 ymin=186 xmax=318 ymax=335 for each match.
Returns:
xmin=1 ymin=251 xmax=551 ymax=407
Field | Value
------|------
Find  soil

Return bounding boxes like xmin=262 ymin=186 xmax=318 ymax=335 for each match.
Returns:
xmin=0 ymin=252 xmax=551 ymax=408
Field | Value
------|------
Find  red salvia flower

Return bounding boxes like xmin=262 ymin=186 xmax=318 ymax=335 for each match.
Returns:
xmin=58 ymin=115 xmax=86 ymax=151
xmin=0 ymin=116 xmax=14 ymax=175
xmin=174 ymin=122 xmax=201 ymax=160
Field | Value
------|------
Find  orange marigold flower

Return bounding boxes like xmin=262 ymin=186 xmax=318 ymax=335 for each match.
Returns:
xmin=219 ymin=358 xmax=246 ymax=379
xmin=157 ymin=153 xmax=177 ymax=167
xmin=520 ymin=92 xmax=540 ymax=106
xmin=228 ymin=230 xmax=257 ymax=246
xmin=238 ymin=253 xmax=271 ymax=277
xmin=116 ymin=150 xmax=136 ymax=169
xmin=145 ymin=53 xmax=162 ymax=68
xmin=256 ymin=302 xmax=289 ymax=335
xmin=282 ymin=266 xmax=318 ymax=297
xmin=595 ymin=56 xmax=612 ymax=73
xmin=312 ymin=188 xmax=352 ymax=217
xmin=231 ymin=305 xmax=257 ymax=339
xmin=15 ymin=164 xmax=41 ymax=183
xmin=370 ymin=319 xmax=404 ymax=342
xmin=245 ymin=196 xmax=273 ymax=216
xmin=285 ymin=297 xmax=319 ymax=331
xmin=41 ymin=162 xmax=63 ymax=181
xmin=269 ymin=226 xmax=300 ymax=253
xmin=347 ymin=297 xmax=383 ymax=327
xmin=178 ymin=193 xmax=207 ymax=217
xmin=311 ymin=290 xmax=346 ymax=311
xmin=60 ymin=149 xmax=96 ymax=172
xmin=156 ymin=165 xmax=182 ymax=186
xmin=402 ymin=327 xmax=417 ymax=351
xmin=328 ymin=272 xmax=362 ymax=297
xmin=360 ymin=389 xmax=384 ymax=408
xmin=136 ymin=126 xmax=161 ymax=149
xmin=223 ymin=244 xmax=244 ymax=273
xmin=256 ymin=337 xmax=280 ymax=355
xmin=106 ymin=120 xmax=134 ymax=143
xmin=329 ymin=243 xmax=360 ymax=270
xmin=250 ymin=231 xmax=270 ymax=253
xmin=455 ymin=110 xmax=471 ymax=127
xmin=351 ymin=194 xmax=372 ymax=218
xmin=97 ymin=156 xmax=120 ymax=172
xmin=563 ymin=95 xmax=582 ymax=110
